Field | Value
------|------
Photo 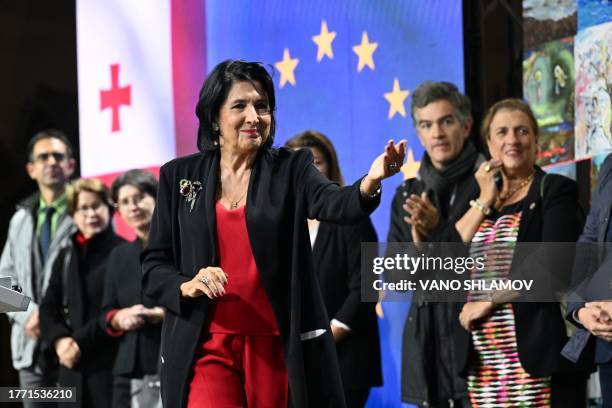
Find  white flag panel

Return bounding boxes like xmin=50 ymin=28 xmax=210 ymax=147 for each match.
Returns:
xmin=77 ymin=0 xmax=176 ymax=177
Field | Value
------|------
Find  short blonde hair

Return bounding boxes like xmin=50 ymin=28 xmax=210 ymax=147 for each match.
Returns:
xmin=67 ymin=178 xmax=113 ymax=216
xmin=480 ymin=98 xmax=539 ymax=143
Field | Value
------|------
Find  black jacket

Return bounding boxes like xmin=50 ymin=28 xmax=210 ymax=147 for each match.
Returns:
xmin=40 ymin=227 xmax=125 ymax=408
xmin=100 ymin=239 xmax=162 ymax=377
xmin=454 ymin=168 xmax=584 ymax=378
xmin=313 ymin=219 xmax=383 ymax=391
xmin=387 ymin=172 xmax=479 ymax=406
xmin=565 ymin=153 xmax=612 ymax=366
xmin=141 ymin=147 xmax=379 ymax=408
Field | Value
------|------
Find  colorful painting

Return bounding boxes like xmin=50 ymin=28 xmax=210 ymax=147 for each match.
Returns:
xmin=575 ymin=22 xmax=612 ymax=159
xmin=523 ymin=0 xmax=577 ymax=48
xmin=537 ymin=122 xmax=575 ymax=166
xmin=543 ymin=160 xmax=577 ymax=180
xmin=591 ymin=151 xmax=611 ymax=193
xmin=524 ymin=37 xmax=575 ymax=127
xmin=578 ymin=0 xmax=612 ymax=31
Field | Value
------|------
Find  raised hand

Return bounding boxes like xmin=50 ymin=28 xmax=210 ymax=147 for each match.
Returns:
xmin=474 ymin=159 xmax=503 ymax=207
xmin=366 ymin=140 xmax=407 ymax=182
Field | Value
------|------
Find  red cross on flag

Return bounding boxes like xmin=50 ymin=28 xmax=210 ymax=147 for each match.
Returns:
xmin=100 ymin=64 xmax=131 ymax=133
xmin=77 ymin=0 xmax=176 ymax=177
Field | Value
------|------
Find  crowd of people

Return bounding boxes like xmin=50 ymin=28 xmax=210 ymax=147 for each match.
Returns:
xmin=1 ymin=59 xmax=611 ymax=408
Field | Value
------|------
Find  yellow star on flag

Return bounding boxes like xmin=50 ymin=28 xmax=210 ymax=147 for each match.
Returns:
xmin=384 ymin=78 xmax=409 ymax=119
xmin=401 ymin=149 xmax=421 ymax=180
xmin=352 ymin=31 xmax=378 ymax=72
xmin=312 ymin=21 xmax=336 ymax=62
xmin=275 ymin=48 xmax=299 ymax=88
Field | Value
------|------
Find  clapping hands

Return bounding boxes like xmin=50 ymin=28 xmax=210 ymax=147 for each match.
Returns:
xmin=403 ymin=192 xmax=440 ymax=242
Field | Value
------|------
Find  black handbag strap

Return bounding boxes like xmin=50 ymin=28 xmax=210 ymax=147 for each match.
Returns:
xmin=61 ymin=247 xmax=72 ymax=327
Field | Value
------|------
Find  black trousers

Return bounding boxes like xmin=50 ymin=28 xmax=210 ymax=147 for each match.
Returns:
xmin=344 ymin=388 xmax=370 ymax=408
xmin=600 ymin=363 xmax=612 ymax=407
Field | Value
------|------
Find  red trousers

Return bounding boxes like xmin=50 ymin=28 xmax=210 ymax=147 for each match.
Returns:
xmin=187 ymin=333 xmax=288 ymax=408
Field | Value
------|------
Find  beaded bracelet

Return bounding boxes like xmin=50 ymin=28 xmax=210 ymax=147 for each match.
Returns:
xmin=469 ymin=198 xmax=492 ymax=216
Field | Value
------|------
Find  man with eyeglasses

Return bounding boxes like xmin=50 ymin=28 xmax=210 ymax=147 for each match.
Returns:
xmin=0 ymin=129 xmax=76 ymax=407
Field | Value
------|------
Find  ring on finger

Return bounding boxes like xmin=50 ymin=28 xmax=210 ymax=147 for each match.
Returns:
xmin=388 ymin=162 xmax=399 ymax=170
xmin=484 ymin=164 xmax=491 ymax=172
xmin=200 ymin=276 xmax=209 ymax=285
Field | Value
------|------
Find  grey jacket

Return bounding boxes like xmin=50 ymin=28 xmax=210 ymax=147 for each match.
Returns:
xmin=0 ymin=193 xmax=73 ymax=370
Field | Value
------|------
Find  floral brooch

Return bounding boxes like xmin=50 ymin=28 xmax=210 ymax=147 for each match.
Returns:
xmin=179 ymin=179 xmax=202 ymax=212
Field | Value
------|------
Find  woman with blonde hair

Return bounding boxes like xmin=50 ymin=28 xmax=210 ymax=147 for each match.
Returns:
xmin=40 ymin=178 xmax=124 ymax=408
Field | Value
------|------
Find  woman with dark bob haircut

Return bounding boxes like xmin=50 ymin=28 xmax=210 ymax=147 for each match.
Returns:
xmin=101 ymin=169 xmax=165 ymax=408
xmin=141 ymin=59 xmax=405 ymax=407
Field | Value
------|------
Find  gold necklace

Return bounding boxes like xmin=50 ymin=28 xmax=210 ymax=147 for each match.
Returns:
xmin=223 ymin=185 xmax=247 ymax=209
xmin=498 ymin=173 xmax=534 ymax=203
xmin=228 ymin=193 xmax=245 ymax=210
xmin=219 ymin=170 xmax=249 ymax=209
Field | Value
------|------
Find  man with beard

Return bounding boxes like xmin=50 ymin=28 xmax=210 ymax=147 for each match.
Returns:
xmin=386 ymin=82 xmax=483 ymax=407
xmin=0 ymin=130 xmax=75 ymax=407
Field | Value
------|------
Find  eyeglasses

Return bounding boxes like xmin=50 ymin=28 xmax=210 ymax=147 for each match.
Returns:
xmin=75 ymin=201 xmax=107 ymax=215
xmin=115 ymin=193 xmax=149 ymax=209
xmin=33 ymin=152 xmax=67 ymax=163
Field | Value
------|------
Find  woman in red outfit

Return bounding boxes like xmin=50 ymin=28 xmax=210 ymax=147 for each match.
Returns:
xmin=141 ymin=60 xmax=405 ymax=408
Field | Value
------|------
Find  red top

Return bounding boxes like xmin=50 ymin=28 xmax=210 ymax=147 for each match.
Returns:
xmin=206 ymin=202 xmax=280 ymax=335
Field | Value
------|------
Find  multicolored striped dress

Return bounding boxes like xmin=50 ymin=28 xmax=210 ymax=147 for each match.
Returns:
xmin=467 ymin=202 xmax=552 ymax=407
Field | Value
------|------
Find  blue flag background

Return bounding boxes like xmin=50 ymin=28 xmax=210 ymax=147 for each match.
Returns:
xmin=205 ymin=1 xmax=464 ymax=405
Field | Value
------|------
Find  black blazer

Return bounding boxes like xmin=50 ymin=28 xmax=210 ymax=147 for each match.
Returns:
xmin=141 ymin=147 xmax=379 ymax=408
xmin=313 ymin=219 xmax=382 ymax=391
xmin=40 ymin=227 xmax=124 ymax=408
xmin=454 ymin=168 xmax=584 ymax=377
xmin=100 ymin=239 xmax=162 ymax=377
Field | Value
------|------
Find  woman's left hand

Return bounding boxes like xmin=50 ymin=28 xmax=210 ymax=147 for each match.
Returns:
xmin=367 ymin=139 xmax=407 ymax=181
xmin=459 ymin=301 xmax=494 ymax=331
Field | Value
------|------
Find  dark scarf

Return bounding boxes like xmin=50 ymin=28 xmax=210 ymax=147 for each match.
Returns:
xmin=418 ymin=141 xmax=480 ymax=210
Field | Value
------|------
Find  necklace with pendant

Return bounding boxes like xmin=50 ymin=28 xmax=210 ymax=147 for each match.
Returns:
xmin=229 ymin=194 xmax=245 ymax=210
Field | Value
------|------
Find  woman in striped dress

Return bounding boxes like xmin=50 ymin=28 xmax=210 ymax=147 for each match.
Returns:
xmin=454 ymin=99 xmax=588 ymax=407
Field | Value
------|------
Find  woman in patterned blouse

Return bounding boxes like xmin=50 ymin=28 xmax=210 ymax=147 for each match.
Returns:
xmin=454 ymin=99 xmax=588 ymax=407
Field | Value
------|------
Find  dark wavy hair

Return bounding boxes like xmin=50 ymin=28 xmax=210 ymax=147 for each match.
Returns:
xmin=410 ymin=81 xmax=472 ymax=127
xmin=195 ymin=60 xmax=276 ymax=151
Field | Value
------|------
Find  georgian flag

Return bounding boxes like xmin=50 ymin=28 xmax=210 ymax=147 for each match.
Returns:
xmin=77 ymin=0 xmax=176 ymax=177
